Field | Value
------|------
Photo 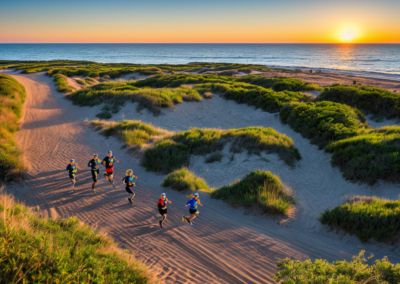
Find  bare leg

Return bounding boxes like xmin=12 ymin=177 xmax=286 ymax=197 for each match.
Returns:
xmin=162 ymin=214 xmax=167 ymax=223
xmin=187 ymin=214 xmax=196 ymax=221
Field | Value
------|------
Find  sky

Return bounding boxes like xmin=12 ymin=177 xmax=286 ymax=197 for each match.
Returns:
xmin=1 ymin=0 xmax=399 ymax=43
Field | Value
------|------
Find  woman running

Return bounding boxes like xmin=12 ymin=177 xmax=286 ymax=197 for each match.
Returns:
xmin=102 ymin=151 xmax=119 ymax=188
xmin=182 ymin=193 xmax=202 ymax=226
xmin=66 ymin=159 xmax=77 ymax=192
xmin=88 ymin=154 xmax=101 ymax=192
xmin=158 ymin=193 xmax=171 ymax=229
xmin=122 ymin=169 xmax=137 ymax=204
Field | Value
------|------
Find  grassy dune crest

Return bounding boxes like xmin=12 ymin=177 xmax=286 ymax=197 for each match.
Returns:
xmin=320 ymin=196 xmax=400 ymax=242
xmin=68 ymin=83 xmax=202 ymax=115
xmin=237 ymin=75 xmax=322 ymax=91
xmin=273 ymin=251 xmax=400 ymax=284
xmin=0 ymin=193 xmax=150 ymax=283
xmin=134 ymin=74 xmax=235 ymax=88
xmin=194 ymin=82 xmax=312 ymax=113
xmin=162 ymin=167 xmax=209 ymax=191
xmin=0 ymin=74 xmax=26 ymax=181
xmin=53 ymin=74 xmax=75 ymax=92
xmin=211 ymin=170 xmax=295 ymax=214
xmin=280 ymin=101 xmax=369 ymax=148
xmin=317 ymin=85 xmax=400 ymax=118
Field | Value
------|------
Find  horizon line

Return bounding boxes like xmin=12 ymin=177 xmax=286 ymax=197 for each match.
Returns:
xmin=1 ymin=42 xmax=400 ymax=44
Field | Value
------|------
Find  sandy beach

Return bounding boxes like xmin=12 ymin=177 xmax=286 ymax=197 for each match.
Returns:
xmin=2 ymin=69 xmax=400 ymax=283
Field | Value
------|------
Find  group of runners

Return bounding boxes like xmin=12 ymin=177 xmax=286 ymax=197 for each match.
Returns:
xmin=66 ymin=151 xmax=202 ymax=228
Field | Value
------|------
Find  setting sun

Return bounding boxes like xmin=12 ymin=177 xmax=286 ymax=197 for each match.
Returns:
xmin=340 ymin=28 xmax=358 ymax=43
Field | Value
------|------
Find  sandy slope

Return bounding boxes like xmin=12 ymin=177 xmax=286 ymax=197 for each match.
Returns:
xmin=3 ymin=70 xmax=400 ymax=284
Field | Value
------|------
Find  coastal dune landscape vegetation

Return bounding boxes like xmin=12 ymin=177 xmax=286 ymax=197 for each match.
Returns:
xmin=1 ymin=59 xmax=400 ymax=283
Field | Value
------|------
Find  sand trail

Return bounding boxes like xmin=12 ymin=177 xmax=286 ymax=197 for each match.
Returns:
xmin=5 ymin=71 xmax=400 ymax=283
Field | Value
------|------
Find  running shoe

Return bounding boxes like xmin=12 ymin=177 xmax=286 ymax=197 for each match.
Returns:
xmin=128 ymin=197 xmax=132 ymax=204
xmin=190 ymin=220 xmax=193 ymax=226
xmin=72 ymin=187 xmax=75 ymax=192
xmin=182 ymin=216 xmax=186 ymax=223
xmin=159 ymin=220 xmax=163 ymax=229
xmin=113 ymin=182 xmax=116 ymax=189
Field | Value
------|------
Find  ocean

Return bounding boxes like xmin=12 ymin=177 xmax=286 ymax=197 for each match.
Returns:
xmin=1 ymin=44 xmax=399 ymax=80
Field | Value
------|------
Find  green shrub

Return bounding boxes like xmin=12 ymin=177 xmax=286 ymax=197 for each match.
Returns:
xmin=0 ymin=74 xmax=26 ymax=181
xmin=320 ymin=196 xmax=400 ymax=242
xmin=162 ymin=167 xmax=209 ymax=191
xmin=205 ymin=152 xmax=224 ymax=163
xmin=0 ymin=193 xmax=150 ymax=283
xmin=96 ymin=110 xmax=112 ymax=119
xmin=326 ymin=126 xmax=400 ymax=183
xmin=273 ymin=251 xmax=400 ymax=284
xmin=280 ymin=101 xmax=369 ymax=148
xmin=211 ymin=170 xmax=294 ymax=215
xmin=237 ymin=75 xmax=322 ymax=91
xmin=317 ymin=84 xmax=400 ymax=118
xmin=53 ymin=74 xmax=74 ymax=92
xmin=74 ymin=78 xmax=86 ymax=85
xmin=85 ymin=77 xmax=96 ymax=84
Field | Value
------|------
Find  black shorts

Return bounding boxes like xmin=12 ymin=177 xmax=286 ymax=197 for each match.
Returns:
xmin=92 ymin=169 xmax=99 ymax=182
xmin=69 ymin=173 xmax=75 ymax=180
xmin=159 ymin=208 xmax=167 ymax=215
xmin=125 ymin=187 xmax=134 ymax=194
xmin=189 ymin=209 xmax=198 ymax=215
xmin=104 ymin=171 xmax=113 ymax=177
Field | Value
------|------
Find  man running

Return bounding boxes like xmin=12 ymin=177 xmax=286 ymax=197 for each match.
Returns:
xmin=158 ymin=193 xmax=171 ymax=229
xmin=88 ymin=154 xmax=101 ymax=192
xmin=66 ymin=159 xmax=77 ymax=192
xmin=182 ymin=193 xmax=202 ymax=226
xmin=122 ymin=169 xmax=137 ymax=204
xmin=102 ymin=151 xmax=119 ymax=188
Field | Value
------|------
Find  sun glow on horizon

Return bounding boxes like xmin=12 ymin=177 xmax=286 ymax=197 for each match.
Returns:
xmin=339 ymin=27 xmax=359 ymax=43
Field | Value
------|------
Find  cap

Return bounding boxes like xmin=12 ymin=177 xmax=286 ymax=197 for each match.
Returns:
xmin=94 ymin=153 xmax=98 ymax=157
xmin=107 ymin=151 xmax=112 ymax=154
xmin=161 ymin=193 xmax=166 ymax=197
xmin=70 ymin=159 xmax=75 ymax=163
xmin=194 ymin=193 xmax=199 ymax=197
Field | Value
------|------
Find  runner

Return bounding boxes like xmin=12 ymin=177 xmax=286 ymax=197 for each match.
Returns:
xmin=158 ymin=193 xmax=171 ymax=229
xmin=122 ymin=169 xmax=137 ymax=204
xmin=182 ymin=193 xmax=202 ymax=226
xmin=66 ymin=159 xmax=77 ymax=192
xmin=88 ymin=154 xmax=101 ymax=192
xmin=102 ymin=151 xmax=119 ymax=188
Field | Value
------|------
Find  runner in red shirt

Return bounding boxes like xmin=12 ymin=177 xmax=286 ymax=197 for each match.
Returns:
xmin=102 ymin=151 xmax=119 ymax=188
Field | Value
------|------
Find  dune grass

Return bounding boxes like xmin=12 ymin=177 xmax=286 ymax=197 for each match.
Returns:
xmin=194 ymin=82 xmax=313 ymax=113
xmin=211 ymin=170 xmax=295 ymax=215
xmin=134 ymin=74 xmax=235 ymax=88
xmin=68 ymin=82 xmax=202 ymax=115
xmin=85 ymin=77 xmax=96 ymax=84
xmin=205 ymin=152 xmax=224 ymax=163
xmin=320 ymin=196 xmax=400 ymax=243
xmin=0 ymin=74 xmax=26 ymax=181
xmin=0 ymin=193 xmax=151 ymax=283
xmin=273 ymin=251 xmax=400 ymax=284
xmin=317 ymin=84 xmax=400 ymax=118
xmin=280 ymin=101 xmax=369 ymax=148
xmin=326 ymin=126 xmax=400 ymax=183
xmin=74 ymin=78 xmax=86 ymax=85
xmin=92 ymin=120 xmax=169 ymax=146
xmin=162 ymin=167 xmax=209 ymax=191
xmin=237 ymin=75 xmax=322 ymax=92
xmin=53 ymin=74 xmax=74 ymax=92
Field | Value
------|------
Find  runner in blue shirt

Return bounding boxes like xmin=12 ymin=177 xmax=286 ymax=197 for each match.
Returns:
xmin=182 ymin=193 xmax=202 ymax=226
xmin=122 ymin=169 xmax=137 ymax=204
xmin=66 ymin=159 xmax=77 ymax=192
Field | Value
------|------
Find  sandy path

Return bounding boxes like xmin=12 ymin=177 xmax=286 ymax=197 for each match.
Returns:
xmin=5 ymin=71 xmax=400 ymax=283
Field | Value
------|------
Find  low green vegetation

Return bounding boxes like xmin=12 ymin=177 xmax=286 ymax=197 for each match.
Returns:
xmin=85 ymin=77 xmax=96 ymax=84
xmin=326 ymin=126 xmax=400 ymax=183
xmin=162 ymin=167 xmax=209 ymax=191
xmin=273 ymin=251 xmax=400 ymax=284
xmin=211 ymin=170 xmax=294 ymax=215
xmin=53 ymin=74 xmax=74 ymax=92
xmin=194 ymin=82 xmax=312 ymax=113
xmin=0 ymin=193 xmax=150 ymax=283
xmin=317 ymin=84 xmax=400 ymax=118
xmin=320 ymin=196 xmax=400 ymax=243
xmin=237 ymin=75 xmax=322 ymax=91
xmin=205 ymin=152 xmax=224 ymax=163
xmin=92 ymin=120 xmax=169 ymax=146
xmin=74 ymin=78 xmax=86 ymax=85
xmin=0 ymin=74 xmax=26 ymax=181
xmin=280 ymin=101 xmax=369 ymax=148
xmin=68 ymin=82 xmax=202 ymax=115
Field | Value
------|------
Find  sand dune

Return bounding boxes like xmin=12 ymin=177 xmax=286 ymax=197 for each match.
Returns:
xmin=3 ymin=70 xmax=400 ymax=284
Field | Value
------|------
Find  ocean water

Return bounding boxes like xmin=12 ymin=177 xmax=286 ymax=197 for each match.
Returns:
xmin=1 ymin=44 xmax=400 ymax=80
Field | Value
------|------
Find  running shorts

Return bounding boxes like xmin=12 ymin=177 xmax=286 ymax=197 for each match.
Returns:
xmin=125 ymin=187 xmax=134 ymax=194
xmin=159 ymin=208 xmax=167 ymax=215
xmin=189 ymin=209 xmax=198 ymax=215
xmin=69 ymin=173 xmax=75 ymax=180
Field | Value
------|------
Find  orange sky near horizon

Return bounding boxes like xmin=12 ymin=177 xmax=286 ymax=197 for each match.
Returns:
xmin=1 ymin=0 xmax=399 ymax=43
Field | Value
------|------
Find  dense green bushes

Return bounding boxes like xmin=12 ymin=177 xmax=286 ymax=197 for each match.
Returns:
xmin=273 ymin=251 xmax=400 ymax=284
xmin=134 ymin=74 xmax=235 ymax=88
xmin=0 ymin=75 xmax=26 ymax=181
xmin=194 ymin=82 xmax=312 ymax=113
xmin=280 ymin=101 xmax=369 ymax=148
xmin=317 ymin=85 xmax=400 ymax=118
xmin=162 ymin=167 xmax=209 ymax=191
xmin=211 ymin=170 xmax=294 ymax=214
xmin=237 ymin=75 xmax=321 ymax=91
xmin=326 ymin=126 xmax=400 ymax=183
xmin=68 ymin=83 xmax=202 ymax=115
xmin=53 ymin=74 xmax=74 ymax=92
xmin=0 ymin=193 xmax=150 ymax=283
xmin=320 ymin=196 xmax=400 ymax=242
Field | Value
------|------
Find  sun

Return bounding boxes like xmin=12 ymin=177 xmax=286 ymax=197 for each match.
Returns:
xmin=340 ymin=28 xmax=357 ymax=43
